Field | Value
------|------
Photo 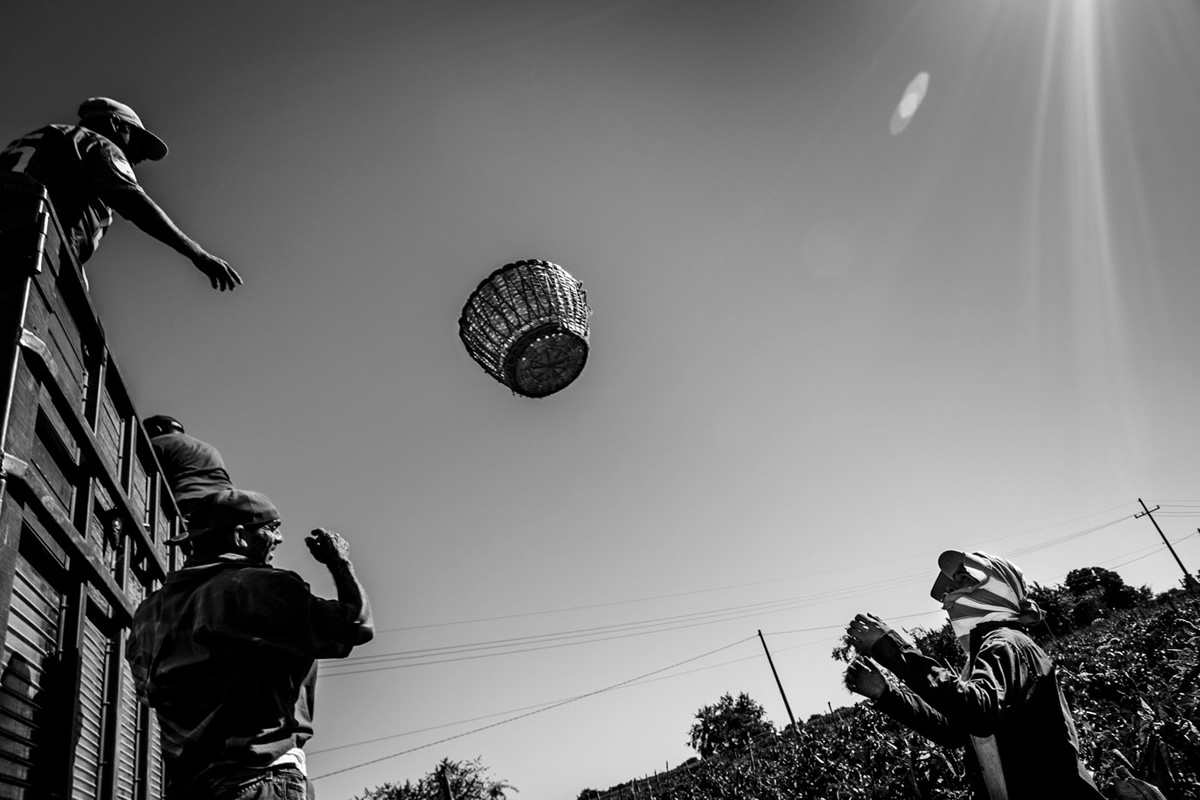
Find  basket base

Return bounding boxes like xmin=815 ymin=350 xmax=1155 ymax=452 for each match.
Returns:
xmin=504 ymin=326 xmax=589 ymax=398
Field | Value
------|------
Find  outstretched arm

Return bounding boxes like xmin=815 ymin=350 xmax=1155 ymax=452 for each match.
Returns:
xmin=846 ymin=654 xmax=968 ymax=749
xmin=106 ymin=190 xmax=242 ymax=291
xmin=306 ymin=528 xmax=375 ymax=645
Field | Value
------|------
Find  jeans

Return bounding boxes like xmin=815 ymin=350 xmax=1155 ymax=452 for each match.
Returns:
xmin=200 ymin=766 xmax=312 ymax=800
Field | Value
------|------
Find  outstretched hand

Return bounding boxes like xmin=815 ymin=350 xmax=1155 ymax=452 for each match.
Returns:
xmin=845 ymin=658 xmax=889 ymax=700
xmin=846 ymin=613 xmax=892 ymax=656
xmin=305 ymin=527 xmax=351 ymax=566
xmin=192 ymin=251 xmax=243 ymax=291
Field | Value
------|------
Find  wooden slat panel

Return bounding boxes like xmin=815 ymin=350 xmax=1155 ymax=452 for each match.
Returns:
xmin=154 ymin=497 xmax=171 ymax=565
xmin=0 ymin=553 xmax=63 ymax=797
xmin=14 ymin=332 xmax=167 ymax=582
xmin=29 ymin=409 xmax=76 ymax=522
xmin=124 ymin=571 xmax=144 ymax=609
xmin=112 ymin=657 xmax=138 ymax=800
xmin=94 ymin=387 xmax=122 ymax=478
xmin=128 ymin=457 xmax=148 ymax=534
xmin=145 ymin=709 xmax=164 ymax=800
xmin=22 ymin=284 xmax=85 ymax=410
xmin=40 ymin=312 xmax=84 ymax=414
xmin=71 ymin=616 xmax=106 ymax=800
xmin=0 ymin=458 xmax=133 ymax=625
xmin=87 ymin=480 xmax=121 ymax=577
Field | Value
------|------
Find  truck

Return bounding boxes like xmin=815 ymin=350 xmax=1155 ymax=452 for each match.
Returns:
xmin=0 ymin=173 xmax=179 ymax=799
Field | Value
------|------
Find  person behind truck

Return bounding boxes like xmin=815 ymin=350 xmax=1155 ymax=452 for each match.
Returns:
xmin=843 ymin=550 xmax=1104 ymax=800
xmin=145 ymin=414 xmax=234 ymax=527
xmin=126 ymin=488 xmax=374 ymax=800
xmin=0 ymin=97 xmax=241 ymax=290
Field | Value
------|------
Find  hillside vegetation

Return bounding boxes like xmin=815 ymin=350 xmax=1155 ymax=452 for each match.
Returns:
xmin=583 ymin=584 xmax=1200 ymax=799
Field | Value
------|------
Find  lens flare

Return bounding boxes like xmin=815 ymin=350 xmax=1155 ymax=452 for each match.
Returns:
xmin=889 ymin=71 xmax=929 ymax=135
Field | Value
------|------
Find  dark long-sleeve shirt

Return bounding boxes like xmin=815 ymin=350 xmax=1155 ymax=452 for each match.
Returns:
xmin=869 ymin=622 xmax=1104 ymax=799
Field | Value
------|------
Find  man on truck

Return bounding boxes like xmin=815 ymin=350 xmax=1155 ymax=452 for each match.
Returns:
xmin=0 ymin=97 xmax=241 ymax=290
xmin=126 ymin=489 xmax=375 ymax=800
xmin=144 ymin=414 xmax=233 ymax=527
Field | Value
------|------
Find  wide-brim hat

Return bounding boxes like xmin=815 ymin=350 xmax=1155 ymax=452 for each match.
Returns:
xmin=78 ymin=97 xmax=169 ymax=161
xmin=168 ymin=488 xmax=278 ymax=544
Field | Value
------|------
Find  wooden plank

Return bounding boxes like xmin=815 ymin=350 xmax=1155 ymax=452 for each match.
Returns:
xmin=29 ymin=402 xmax=79 ymax=524
xmin=70 ymin=612 xmax=107 ymax=800
xmin=23 ymin=284 xmax=85 ymax=410
xmin=87 ymin=480 xmax=121 ymax=577
xmin=0 ymin=456 xmax=134 ymax=624
xmin=15 ymin=336 xmax=165 ymax=581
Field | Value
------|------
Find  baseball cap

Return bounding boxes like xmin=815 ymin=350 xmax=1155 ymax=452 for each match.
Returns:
xmin=144 ymin=414 xmax=184 ymax=437
xmin=78 ymin=97 xmax=169 ymax=161
xmin=929 ymin=549 xmax=986 ymax=601
xmin=168 ymin=489 xmax=279 ymax=544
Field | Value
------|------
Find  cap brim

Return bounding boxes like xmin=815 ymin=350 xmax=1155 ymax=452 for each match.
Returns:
xmin=135 ymin=129 xmax=169 ymax=161
xmin=167 ymin=525 xmax=212 ymax=545
xmin=930 ymin=550 xmax=965 ymax=600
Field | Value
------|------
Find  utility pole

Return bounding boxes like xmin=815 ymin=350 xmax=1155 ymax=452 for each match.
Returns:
xmin=437 ymin=763 xmax=456 ymax=800
xmin=1136 ymin=498 xmax=1199 ymax=591
xmin=757 ymin=630 xmax=797 ymax=733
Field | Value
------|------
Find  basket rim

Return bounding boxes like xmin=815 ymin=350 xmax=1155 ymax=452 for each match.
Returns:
xmin=457 ymin=258 xmax=580 ymax=323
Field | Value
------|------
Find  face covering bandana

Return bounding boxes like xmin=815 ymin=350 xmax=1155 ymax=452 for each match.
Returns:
xmin=935 ymin=551 xmax=1044 ymax=641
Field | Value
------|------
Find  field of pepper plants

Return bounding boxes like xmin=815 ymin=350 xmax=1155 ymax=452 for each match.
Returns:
xmin=584 ymin=593 xmax=1200 ymax=800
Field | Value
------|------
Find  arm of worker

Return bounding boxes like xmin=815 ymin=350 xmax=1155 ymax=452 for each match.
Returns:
xmin=850 ymin=612 xmax=1017 ymax=737
xmin=306 ymin=527 xmax=375 ymax=646
xmin=845 ymin=657 xmax=968 ymax=749
xmin=105 ymin=189 xmax=243 ymax=291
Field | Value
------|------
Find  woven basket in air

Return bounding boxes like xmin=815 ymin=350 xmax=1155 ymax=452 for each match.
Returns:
xmin=458 ymin=259 xmax=591 ymax=398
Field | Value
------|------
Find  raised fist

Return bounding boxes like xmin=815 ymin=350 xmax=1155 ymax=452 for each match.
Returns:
xmin=305 ymin=527 xmax=351 ymax=566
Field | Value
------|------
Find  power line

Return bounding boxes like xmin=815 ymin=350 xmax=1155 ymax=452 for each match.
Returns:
xmin=304 ymin=525 xmax=1176 ymax=767
xmin=322 ymin=573 xmax=929 ymax=675
xmin=339 ymin=585 xmax=911 ymax=663
xmin=976 ymin=502 xmax=1136 ymax=544
xmin=1105 ymin=534 xmax=1197 ymax=573
xmin=324 ymin=511 xmax=1143 ymax=678
xmin=764 ymin=609 xmax=934 ymax=636
xmin=370 ymin=504 xmax=1140 ymax=636
xmin=310 ymin=635 xmax=758 ymax=782
xmin=319 ymin=585 xmax=907 ymax=677
xmin=369 ymin=558 xmax=926 ymax=635
xmin=312 ymin=639 xmax=819 ymax=760
xmin=1003 ymin=514 xmax=1134 ymax=558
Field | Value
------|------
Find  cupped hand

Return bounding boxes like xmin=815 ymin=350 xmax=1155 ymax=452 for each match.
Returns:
xmin=845 ymin=658 xmax=889 ymax=700
xmin=845 ymin=613 xmax=892 ymax=656
xmin=193 ymin=252 xmax=243 ymax=291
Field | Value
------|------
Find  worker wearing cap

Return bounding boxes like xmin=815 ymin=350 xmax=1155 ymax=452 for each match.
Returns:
xmin=126 ymin=489 xmax=374 ymax=800
xmin=1 ymin=97 xmax=240 ymax=290
xmin=144 ymin=414 xmax=233 ymax=526
xmin=843 ymin=551 xmax=1104 ymax=800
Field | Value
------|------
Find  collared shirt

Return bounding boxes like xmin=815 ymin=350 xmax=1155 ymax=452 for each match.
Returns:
xmin=1 ymin=124 xmax=143 ymax=264
xmin=126 ymin=555 xmax=363 ymax=793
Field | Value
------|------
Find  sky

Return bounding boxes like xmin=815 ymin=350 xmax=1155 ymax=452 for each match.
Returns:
xmin=7 ymin=0 xmax=1200 ymax=797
